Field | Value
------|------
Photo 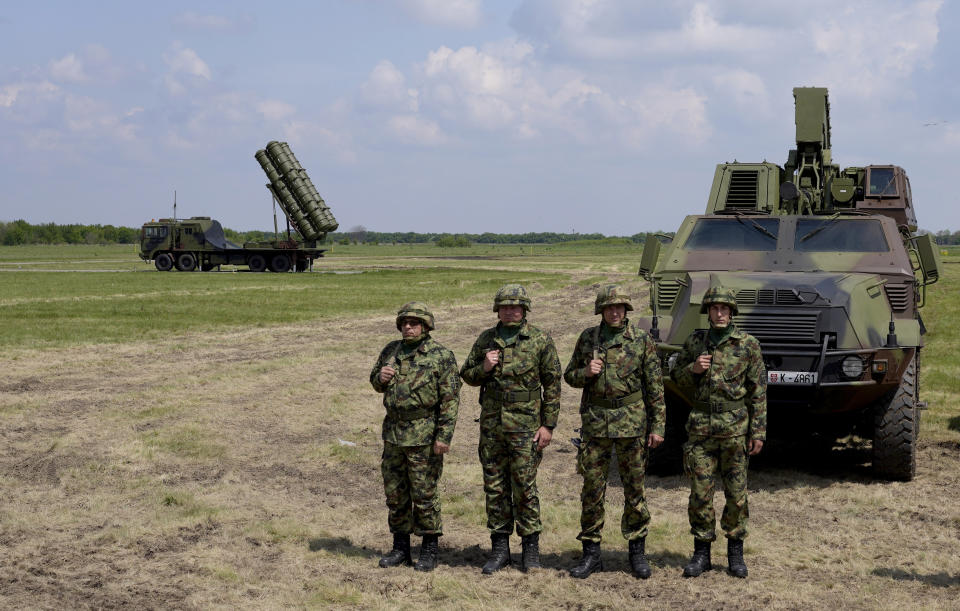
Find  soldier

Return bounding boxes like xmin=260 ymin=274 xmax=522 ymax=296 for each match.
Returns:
xmin=671 ymin=287 xmax=767 ymax=578
xmin=563 ymin=284 xmax=666 ymax=579
xmin=460 ymin=284 xmax=562 ymax=574
xmin=370 ymin=302 xmax=461 ymax=572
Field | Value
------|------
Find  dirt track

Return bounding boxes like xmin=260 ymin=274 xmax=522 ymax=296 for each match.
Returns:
xmin=1 ymin=278 xmax=958 ymax=609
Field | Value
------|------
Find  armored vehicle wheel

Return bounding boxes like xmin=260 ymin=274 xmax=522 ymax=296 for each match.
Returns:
xmin=155 ymin=253 xmax=174 ymax=272
xmin=248 ymin=254 xmax=267 ymax=272
xmin=270 ymin=254 xmax=291 ymax=273
xmin=873 ymin=356 xmax=917 ymax=481
xmin=175 ymin=252 xmax=197 ymax=271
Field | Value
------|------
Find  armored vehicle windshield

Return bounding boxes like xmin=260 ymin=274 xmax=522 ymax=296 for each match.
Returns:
xmin=795 ymin=218 xmax=889 ymax=252
xmin=683 ymin=218 xmax=779 ymax=250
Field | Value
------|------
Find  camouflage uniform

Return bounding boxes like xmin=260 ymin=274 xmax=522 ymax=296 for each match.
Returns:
xmin=672 ymin=292 xmax=767 ymax=544
xmin=461 ymin=320 xmax=561 ymax=536
xmin=564 ymin=319 xmax=666 ymax=544
xmin=370 ymin=307 xmax=460 ymax=538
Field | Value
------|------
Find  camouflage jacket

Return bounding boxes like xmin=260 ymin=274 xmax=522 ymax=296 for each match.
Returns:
xmin=460 ymin=321 xmax=562 ymax=433
xmin=564 ymin=320 xmax=666 ymax=438
xmin=370 ymin=336 xmax=461 ymax=447
xmin=671 ymin=324 xmax=767 ymax=440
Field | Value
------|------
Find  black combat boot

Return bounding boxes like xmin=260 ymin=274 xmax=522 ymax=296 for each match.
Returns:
xmin=628 ymin=538 xmax=652 ymax=579
xmin=569 ymin=541 xmax=602 ymax=579
xmin=682 ymin=539 xmax=712 ymax=577
xmin=727 ymin=538 xmax=748 ymax=578
xmin=520 ymin=533 xmax=542 ymax=572
xmin=379 ymin=532 xmax=412 ymax=568
xmin=414 ymin=534 xmax=439 ymax=572
xmin=481 ymin=533 xmax=511 ymax=574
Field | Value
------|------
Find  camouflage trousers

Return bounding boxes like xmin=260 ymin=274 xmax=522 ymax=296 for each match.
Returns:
xmin=683 ymin=435 xmax=749 ymax=542
xmin=577 ymin=435 xmax=651 ymax=543
xmin=381 ymin=441 xmax=443 ymax=536
xmin=478 ymin=423 xmax=543 ymax=536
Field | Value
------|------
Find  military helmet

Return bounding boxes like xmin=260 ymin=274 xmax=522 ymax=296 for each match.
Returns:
xmin=493 ymin=283 xmax=531 ymax=312
xmin=396 ymin=301 xmax=435 ymax=331
xmin=700 ymin=286 xmax=739 ymax=315
xmin=594 ymin=284 xmax=634 ymax=315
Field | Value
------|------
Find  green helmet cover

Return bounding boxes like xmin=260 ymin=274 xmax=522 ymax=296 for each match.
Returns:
xmin=594 ymin=284 xmax=634 ymax=315
xmin=700 ymin=286 xmax=739 ymax=315
xmin=493 ymin=283 xmax=531 ymax=312
xmin=396 ymin=301 xmax=435 ymax=331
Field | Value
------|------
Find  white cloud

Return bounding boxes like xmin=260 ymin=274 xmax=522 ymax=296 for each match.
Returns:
xmin=163 ymin=43 xmax=212 ymax=80
xmin=388 ymin=114 xmax=446 ymax=145
xmin=0 ymin=81 xmax=61 ymax=112
xmin=712 ymin=69 xmax=769 ymax=112
xmin=400 ymin=0 xmax=483 ymax=29
xmin=360 ymin=61 xmax=419 ymax=111
xmin=50 ymin=53 xmax=88 ymax=83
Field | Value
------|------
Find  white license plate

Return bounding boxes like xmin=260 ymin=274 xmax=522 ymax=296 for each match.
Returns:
xmin=768 ymin=371 xmax=818 ymax=385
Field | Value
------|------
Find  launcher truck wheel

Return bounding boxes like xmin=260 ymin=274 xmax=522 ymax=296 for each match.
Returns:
xmin=155 ymin=253 xmax=174 ymax=272
xmin=248 ymin=254 xmax=267 ymax=272
xmin=175 ymin=253 xmax=197 ymax=272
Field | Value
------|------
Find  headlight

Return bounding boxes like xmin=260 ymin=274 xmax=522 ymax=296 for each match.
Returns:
xmin=840 ymin=356 xmax=865 ymax=379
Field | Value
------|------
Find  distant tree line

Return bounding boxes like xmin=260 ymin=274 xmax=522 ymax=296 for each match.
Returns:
xmin=0 ymin=220 xmax=140 ymax=245
xmin=4 ymin=218 xmax=957 ymax=246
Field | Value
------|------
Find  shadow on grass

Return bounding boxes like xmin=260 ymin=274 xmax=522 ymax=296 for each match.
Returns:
xmin=308 ymin=536 xmax=379 ymax=560
xmin=948 ymin=415 xmax=960 ymax=433
xmin=308 ymin=536 xmax=690 ymax=574
xmin=871 ymin=567 xmax=960 ymax=588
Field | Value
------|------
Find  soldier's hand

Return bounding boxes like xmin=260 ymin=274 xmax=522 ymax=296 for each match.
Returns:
xmin=586 ymin=359 xmax=603 ymax=377
xmin=534 ymin=426 xmax=552 ymax=450
xmin=647 ymin=433 xmax=664 ymax=449
xmin=379 ymin=366 xmax=396 ymax=383
xmin=433 ymin=441 xmax=450 ymax=455
xmin=748 ymin=439 xmax=764 ymax=456
xmin=692 ymin=354 xmax=712 ymax=374
xmin=482 ymin=349 xmax=500 ymax=372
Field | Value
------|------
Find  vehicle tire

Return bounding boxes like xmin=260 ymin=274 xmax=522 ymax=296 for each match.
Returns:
xmin=248 ymin=254 xmax=267 ymax=272
xmin=175 ymin=252 xmax=197 ymax=272
xmin=872 ymin=356 xmax=917 ymax=481
xmin=155 ymin=253 xmax=174 ymax=272
xmin=270 ymin=254 xmax=291 ymax=273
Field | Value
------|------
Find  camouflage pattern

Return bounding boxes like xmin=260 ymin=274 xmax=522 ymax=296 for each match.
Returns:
xmin=594 ymin=284 xmax=635 ymax=315
xmin=370 ymin=335 xmax=461 ymax=446
xmin=565 ymin=316 xmax=666 ymax=543
xmin=396 ymin=301 xmax=435 ymax=331
xmin=371 ymin=331 xmax=460 ymax=537
xmin=672 ymin=318 xmax=765 ymax=542
xmin=576 ymin=436 xmax=651 ymax=543
xmin=493 ymin=283 xmax=531 ymax=312
xmin=381 ymin=441 xmax=444 ymax=535
xmin=460 ymin=321 xmax=562 ymax=432
xmin=671 ymin=323 xmax=767 ymax=440
xmin=699 ymin=286 xmax=738 ymax=315
xmin=461 ymin=320 xmax=562 ymax=536
xmin=636 ymin=88 xmax=941 ymax=481
xmin=564 ymin=320 xmax=666 ymax=438
xmin=682 ymin=436 xmax=749 ymax=541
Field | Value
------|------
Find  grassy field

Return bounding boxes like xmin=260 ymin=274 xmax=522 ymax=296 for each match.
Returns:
xmin=0 ymin=244 xmax=958 ymax=609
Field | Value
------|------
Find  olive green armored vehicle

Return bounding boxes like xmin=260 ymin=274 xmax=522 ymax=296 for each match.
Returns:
xmin=639 ymin=88 xmax=941 ymax=480
xmin=139 ymin=141 xmax=338 ymax=272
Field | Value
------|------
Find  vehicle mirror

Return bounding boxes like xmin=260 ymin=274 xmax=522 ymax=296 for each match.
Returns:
xmin=638 ymin=236 xmax=661 ymax=280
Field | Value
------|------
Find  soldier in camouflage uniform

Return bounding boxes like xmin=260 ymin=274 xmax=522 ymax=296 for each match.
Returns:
xmin=563 ymin=285 xmax=666 ymax=580
xmin=671 ymin=287 xmax=767 ymax=578
xmin=370 ymin=302 xmax=461 ymax=572
xmin=460 ymin=284 xmax=562 ymax=574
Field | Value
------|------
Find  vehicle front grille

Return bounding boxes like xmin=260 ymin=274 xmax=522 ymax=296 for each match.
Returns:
xmin=736 ymin=288 xmax=803 ymax=306
xmin=884 ymin=284 xmax=910 ymax=312
xmin=736 ymin=311 xmax=820 ymax=344
xmin=657 ymin=280 xmax=681 ymax=310
xmin=725 ymin=170 xmax=759 ymax=207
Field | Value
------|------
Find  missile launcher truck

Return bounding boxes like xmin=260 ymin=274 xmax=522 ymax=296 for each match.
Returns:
xmin=639 ymin=88 xmax=942 ymax=480
xmin=139 ymin=141 xmax=339 ymax=272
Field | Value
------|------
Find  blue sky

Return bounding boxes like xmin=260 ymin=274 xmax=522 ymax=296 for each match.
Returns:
xmin=1 ymin=1 xmax=956 ymax=234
